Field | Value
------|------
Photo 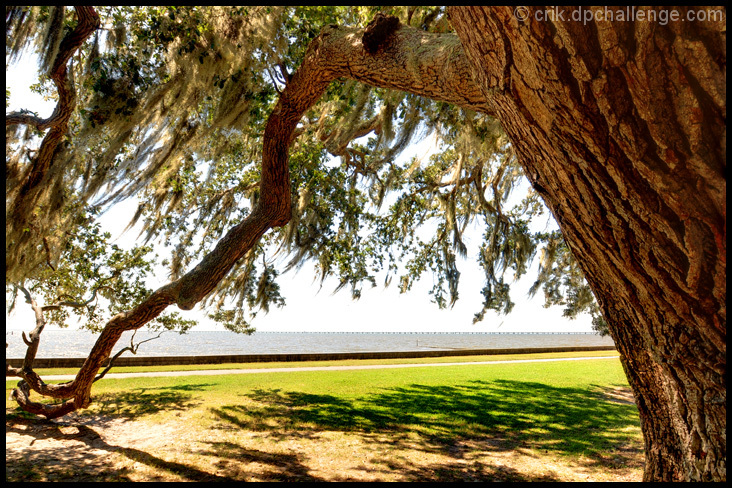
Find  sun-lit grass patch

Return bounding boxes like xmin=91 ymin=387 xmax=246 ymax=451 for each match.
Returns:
xmin=7 ymin=354 xmax=643 ymax=481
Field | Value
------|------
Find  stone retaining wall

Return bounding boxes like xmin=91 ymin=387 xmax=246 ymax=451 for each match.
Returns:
xmin=6 ymin=345 xmax=616 ymax=369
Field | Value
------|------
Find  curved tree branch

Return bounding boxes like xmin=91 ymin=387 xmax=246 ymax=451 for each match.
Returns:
xmin=10 ymin=14 xmax=495 ymax=419
xmin=6 ymin=7 xmax=100 ymax=132
xmin=94 ymin=330 xmax=165 ymax=382
xmin=7 ymin=7 xmax=101 ymax=273
xmin=11 ymin=381 xmax=79 ymax=418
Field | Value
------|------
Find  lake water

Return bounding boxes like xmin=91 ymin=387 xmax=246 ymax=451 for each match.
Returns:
xmin=5 ymin=330 xmax=614 ymax=358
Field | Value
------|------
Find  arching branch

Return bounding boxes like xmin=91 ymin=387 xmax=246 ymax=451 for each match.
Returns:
xmin=6 ymin=7 xmax=100 ymax=131
xmin=9 ymin=15 xmax=495 ymax=419
xmin=6 ymin=7 xmax=101 ymax=276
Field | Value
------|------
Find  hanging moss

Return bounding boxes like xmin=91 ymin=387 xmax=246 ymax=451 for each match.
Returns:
xmin=6 ymin=6 xmax=599 ymax=329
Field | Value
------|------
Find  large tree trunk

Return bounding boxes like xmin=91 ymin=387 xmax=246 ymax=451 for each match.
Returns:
xmin=449 ymin=6 xmax=726 ymax=481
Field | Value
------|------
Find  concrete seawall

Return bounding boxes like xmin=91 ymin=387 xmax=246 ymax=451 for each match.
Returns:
xmin=6 ymin=345 xmax=616 ymax=369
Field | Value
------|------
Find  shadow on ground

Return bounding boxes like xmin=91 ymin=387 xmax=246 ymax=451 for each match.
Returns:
xmin=214 ymin=380 xmax=639 ymax=457
xmin=7 ymin=379 xmax=642 ymax=481
xmin=6 ymin=382 xmax=219 ymax=482
xmin=6 ymin=416 xmax=234 ymax=481
xmin=92 ymin=383 xmax=213 ymax=418
xmin=206 ymin=379 xmax=642 ymax=480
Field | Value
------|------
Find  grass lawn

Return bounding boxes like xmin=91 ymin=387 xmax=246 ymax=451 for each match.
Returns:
xmin=6 ymin=353 xmax=643 ymax=481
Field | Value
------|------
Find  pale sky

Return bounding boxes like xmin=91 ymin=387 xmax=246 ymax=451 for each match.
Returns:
xmin=6 ymin=50 xmax=595 ymax=334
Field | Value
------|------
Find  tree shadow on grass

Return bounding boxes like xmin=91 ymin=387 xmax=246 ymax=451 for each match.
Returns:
xmin=5 ymin=382 xmax=213 ymax=422
xmin=91 ymin=383 xmax=215 ymax=419
xmin=7 ymin=380 xmax=643 ymax=481
xmin=210 ymin=379 xmax=643 ymax=480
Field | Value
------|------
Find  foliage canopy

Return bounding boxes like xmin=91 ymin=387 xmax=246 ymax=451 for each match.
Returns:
xmin=6 ymin=6 xmax=605 ymax=334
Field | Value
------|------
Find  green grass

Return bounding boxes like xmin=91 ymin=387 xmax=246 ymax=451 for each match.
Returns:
xmin=7 ymin=354 xmax=642 ymax=481
xmin=204 ymin=359 xmax=638 ymax=458
xmin=7 ymin=354 xmax=639 ymax=460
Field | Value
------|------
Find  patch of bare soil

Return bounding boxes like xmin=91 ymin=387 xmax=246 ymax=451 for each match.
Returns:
xmin=602 ymin=386 xmax=637 ymax=405
xmin=6 ymin=414 xmax=184 ymax=482
xmin=6 ymin=411 xmax=643 ymax=482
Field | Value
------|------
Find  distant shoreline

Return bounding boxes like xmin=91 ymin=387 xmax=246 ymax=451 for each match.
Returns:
xmin=6 ymin=330 xmax=614 ymax=359
xmin=6 ymin=345 xmax=616 ymax=368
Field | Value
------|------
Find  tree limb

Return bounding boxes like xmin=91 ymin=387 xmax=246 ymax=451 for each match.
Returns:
xmin=94 ymin=330 xmax=165 ymax=382
xmin=41 ymin=280 xmax=115 ymax=312
xmin=7 ymin=7 xmax=101 ymax=273
xmin=9 ymin=14 xmax=496 ymax=419
xmin=6 ymin=7 xmax=100 ymax=132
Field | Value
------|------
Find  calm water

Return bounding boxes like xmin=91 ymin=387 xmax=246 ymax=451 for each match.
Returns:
xmin=5 ymin=330 xmax=614 ymax=358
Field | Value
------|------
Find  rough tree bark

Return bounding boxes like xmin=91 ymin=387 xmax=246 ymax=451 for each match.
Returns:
xmin=7 ymin=7 xmax=725 ymax=482
xmin=449 ymin=6 xmax=725 ymax=481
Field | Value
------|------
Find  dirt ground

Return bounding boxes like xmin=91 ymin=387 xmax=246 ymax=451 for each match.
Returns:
xmin=6 ymin=397 xmax=643 ymax=482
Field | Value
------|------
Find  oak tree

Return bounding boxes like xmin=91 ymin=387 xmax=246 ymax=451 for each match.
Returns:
xmin=5 ymin=6 xmax=725 ymax=481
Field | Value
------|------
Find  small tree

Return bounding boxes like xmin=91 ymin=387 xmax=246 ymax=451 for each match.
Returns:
xmin=6 ymin=207 xmax=196 ymax=416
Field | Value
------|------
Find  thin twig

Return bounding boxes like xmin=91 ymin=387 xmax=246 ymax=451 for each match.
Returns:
xmin=94 ymin=330 xmax=165 ymax=381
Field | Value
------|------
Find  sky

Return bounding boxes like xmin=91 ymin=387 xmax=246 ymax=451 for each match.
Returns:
xmin=5 ymin=48 xmax=595 ymax=334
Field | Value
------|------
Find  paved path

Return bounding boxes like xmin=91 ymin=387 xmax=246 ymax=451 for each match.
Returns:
xmin=38 ymin=355 xmax=620 ymax=381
